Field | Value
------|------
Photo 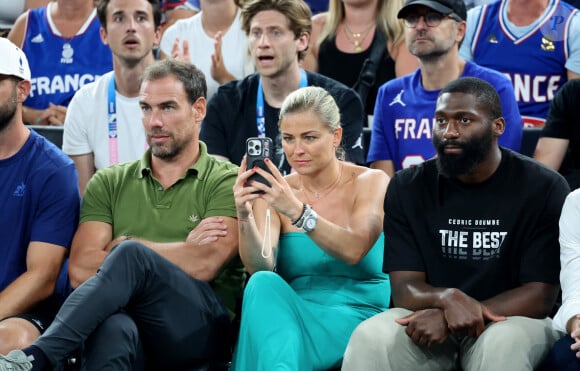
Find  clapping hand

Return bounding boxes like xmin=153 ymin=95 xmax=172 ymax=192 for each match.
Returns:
xmin=170 ymin=37 xmax=191 ymax=63
xmin=210 ymin=31 xmax=236 ymax=84
xmin=37 ymin=103 xmax=67 ymax=126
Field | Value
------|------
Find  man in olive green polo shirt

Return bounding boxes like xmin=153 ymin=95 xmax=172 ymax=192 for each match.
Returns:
xmin=0 ymin=59 xmax=241 ymax=370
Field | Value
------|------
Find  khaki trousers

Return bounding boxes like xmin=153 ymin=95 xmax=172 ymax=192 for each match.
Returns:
xmin=342 ymin=307 xmax=559 ymax=371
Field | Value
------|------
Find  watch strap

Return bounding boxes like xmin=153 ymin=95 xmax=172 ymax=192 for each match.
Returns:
xmin=291 ymin=203 xmax=308 ymax=227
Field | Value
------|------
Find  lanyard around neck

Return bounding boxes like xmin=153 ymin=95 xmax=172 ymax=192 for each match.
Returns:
xmin=107 ymin=76 xmax=119 ymax=165
xmin=256 ymin=69 xmax=308 ymax=138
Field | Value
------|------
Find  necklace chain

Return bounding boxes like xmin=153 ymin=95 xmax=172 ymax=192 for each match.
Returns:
xmin=344 ymin=23 xmax=375 ymax=52
xmin=299 ymin=163 xmax=343 ymax=204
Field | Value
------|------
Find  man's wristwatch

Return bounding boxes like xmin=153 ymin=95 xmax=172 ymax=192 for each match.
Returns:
xmin=292 ymin=204 xmax=318 ymax=233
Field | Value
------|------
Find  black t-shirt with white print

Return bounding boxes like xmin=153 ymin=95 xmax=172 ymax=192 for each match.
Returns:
xmin=383 ymin=148 xmax=569 ymax=301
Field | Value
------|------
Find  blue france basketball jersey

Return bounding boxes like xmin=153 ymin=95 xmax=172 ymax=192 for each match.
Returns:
xmin=468 ymin=0 xmax=578 ymax=127
xmin=22 ymin=5 xmax=113 ymax=110
xmin=367 ymin=61 xmax=523 ymax=171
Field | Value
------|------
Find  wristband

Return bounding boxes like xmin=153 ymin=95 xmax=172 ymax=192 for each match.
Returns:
xmin=291 ymin=203 xmax=307 ymax=226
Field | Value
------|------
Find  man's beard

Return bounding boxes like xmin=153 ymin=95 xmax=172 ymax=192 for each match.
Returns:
xmin=409 ymin=32 xmax=454 ymax=62
xmin=147 ymin=130 xmax=190 ymax=159
xmin=0 ymin=90 xmax=17 ymax=132
xmin=433 ymin=130 xmax=493 ymax=178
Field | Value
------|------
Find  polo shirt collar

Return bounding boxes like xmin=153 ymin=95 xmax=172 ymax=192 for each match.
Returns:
xmin=137 ymin=141 xmax=211 ymax=180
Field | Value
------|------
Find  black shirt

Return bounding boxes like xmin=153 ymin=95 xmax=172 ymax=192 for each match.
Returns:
xmin=384 ymin=148 xmax=569 ymax=301
xmin=200 ymin=71 xmax=365 ymax=175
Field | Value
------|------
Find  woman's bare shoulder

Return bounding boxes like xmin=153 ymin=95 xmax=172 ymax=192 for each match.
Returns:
xmin=345 ymin=163 xmax=389 ymax=184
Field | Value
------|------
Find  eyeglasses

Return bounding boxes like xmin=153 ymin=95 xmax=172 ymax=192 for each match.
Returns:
xmin=403 ymin=12 xmax=462 ymax=28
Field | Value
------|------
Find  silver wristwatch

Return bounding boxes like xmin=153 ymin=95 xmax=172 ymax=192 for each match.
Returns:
xmin=302 ymin=208 xmax=318 ymax=232
xmin=293 ymin=204 xmax=318 ymax=233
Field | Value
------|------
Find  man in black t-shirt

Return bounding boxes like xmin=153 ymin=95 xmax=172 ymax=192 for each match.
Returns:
xmin=342 ymin=77 xmax=570 ymax=371
xmin=200 ymin=0 xmax=364 ymax=175
xmin=535 ymin=79 xmax=580 ymax=190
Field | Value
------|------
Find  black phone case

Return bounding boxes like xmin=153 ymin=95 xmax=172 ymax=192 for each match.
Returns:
xmin=246 ymin=137 xmax=274 ymax=192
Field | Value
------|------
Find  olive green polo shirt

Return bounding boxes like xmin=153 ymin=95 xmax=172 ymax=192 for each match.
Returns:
xmin=81 ymin=142 xmax=243 ymax=315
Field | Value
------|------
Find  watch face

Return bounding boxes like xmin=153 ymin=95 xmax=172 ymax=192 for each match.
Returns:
xmin=305 ymin=217 xmax=316 ymax=230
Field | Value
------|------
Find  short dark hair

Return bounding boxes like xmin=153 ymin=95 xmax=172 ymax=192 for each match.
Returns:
xmin=438 ymin=77 xmax=503 ymax=121
xmin=140 ymin=59 xmax=207 ymax=104
xmin=241 ymin=0 xmax=312 ymax=60
xmin=97 ymin=0 xmax=162 ymax=29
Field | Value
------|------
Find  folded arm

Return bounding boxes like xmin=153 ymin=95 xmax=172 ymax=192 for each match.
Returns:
xmin=391 ymin=271 xmax=506 ymax=338
xmin=69 ymin=217 xmax=239 ymax=288
xmin=482 ymin=281 xmax=559 ymax=319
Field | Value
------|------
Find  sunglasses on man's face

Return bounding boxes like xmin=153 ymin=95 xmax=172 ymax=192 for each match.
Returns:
xmin=403 ymin=12 xmax=462 ymax=28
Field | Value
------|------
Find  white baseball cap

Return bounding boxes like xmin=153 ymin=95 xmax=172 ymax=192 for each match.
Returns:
xmin=0 ymin=37 xmax=31 ymax=81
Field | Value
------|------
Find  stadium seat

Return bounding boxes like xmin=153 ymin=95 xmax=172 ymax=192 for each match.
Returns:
xmin=26 ymin=125 xmax=64 ymax=149
xmin=520 ymin=127 xmax=542 ymax=158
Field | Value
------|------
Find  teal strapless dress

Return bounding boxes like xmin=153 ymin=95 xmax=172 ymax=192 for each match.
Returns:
xmin=231 ymin=232 xmax=390 ymax=370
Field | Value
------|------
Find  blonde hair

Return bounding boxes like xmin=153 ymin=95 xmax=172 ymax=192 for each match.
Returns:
xmin=318 ymin=0 xmax=405 ymax=50
xmin=279 ymin=86 xmax=340 ymax=131
xmin=279 ymin=86 xmax=344 ymax=159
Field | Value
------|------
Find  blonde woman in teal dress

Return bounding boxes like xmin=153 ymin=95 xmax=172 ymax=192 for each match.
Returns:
xmin=232 ymin=86 xmax=391 ymax=370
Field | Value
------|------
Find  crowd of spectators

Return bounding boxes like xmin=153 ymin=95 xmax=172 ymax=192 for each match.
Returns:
xmin=2 ymin=0 xmax=580 ymax=369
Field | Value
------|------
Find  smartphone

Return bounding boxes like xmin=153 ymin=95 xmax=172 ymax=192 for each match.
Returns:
xmin=246 ymin=137 xmax=274 ymax=193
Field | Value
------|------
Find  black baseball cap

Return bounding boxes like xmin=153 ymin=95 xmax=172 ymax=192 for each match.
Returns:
xmin=397 ymin=0 xmax=467 ymax=21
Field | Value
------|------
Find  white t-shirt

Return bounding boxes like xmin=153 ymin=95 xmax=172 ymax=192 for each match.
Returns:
xmin=553 ymin=188 xmax=580 ymax=334
xmin=63 ymin=71 xmax=147 ymax=170
xmin=160 ymin=8 xmax=254 ymax=98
